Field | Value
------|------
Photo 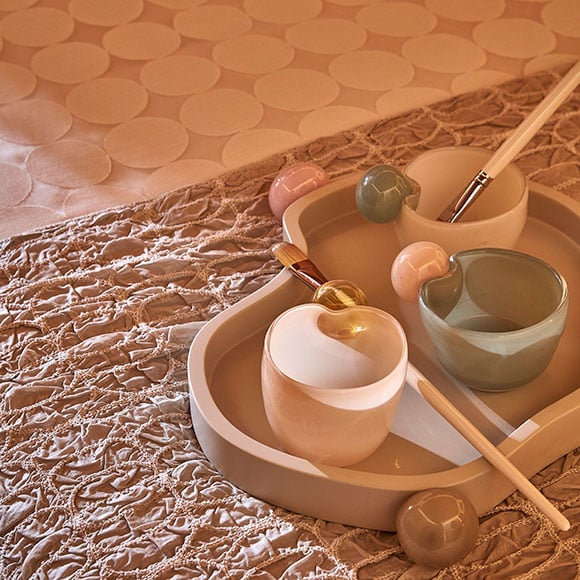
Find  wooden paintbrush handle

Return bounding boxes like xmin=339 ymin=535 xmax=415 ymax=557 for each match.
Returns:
xmin=406 ymin=363 xmax=570 ymax=531
xmin=484 ymin=59 xmax=580 ymax=178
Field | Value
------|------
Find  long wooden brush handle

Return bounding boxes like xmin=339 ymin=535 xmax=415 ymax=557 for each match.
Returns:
xmin=406 ymin=363 xmax=570 ymax=531
xmin=484 ymin=59 xmax=580 ymax=179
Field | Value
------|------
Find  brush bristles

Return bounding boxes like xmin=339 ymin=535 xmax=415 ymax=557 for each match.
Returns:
xmin=271 ymin=241 xmax=328 ymax=289
xmin=271 ymin=242 xmax=308 ymax=267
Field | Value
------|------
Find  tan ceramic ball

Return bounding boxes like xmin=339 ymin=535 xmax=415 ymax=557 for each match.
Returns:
xmin=396 ymin=487 xmax=479 ymax=568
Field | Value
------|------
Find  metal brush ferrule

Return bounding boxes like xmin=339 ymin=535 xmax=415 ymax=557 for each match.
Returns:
xmin=292 ymin=259 xmax=328 ymax=290
xmin=438 ymin=171 xmax=494 ymax=223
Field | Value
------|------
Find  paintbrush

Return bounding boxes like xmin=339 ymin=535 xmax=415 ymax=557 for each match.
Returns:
xmin=271 ymin=241 xmax=570 ymax=531
xmin=438 ymin=59 xmax=580 ymax=223
xmin=272 ymin=242 xmax=368 ymax=310
xmin=272 ymin=242 xmax=328 ymax=290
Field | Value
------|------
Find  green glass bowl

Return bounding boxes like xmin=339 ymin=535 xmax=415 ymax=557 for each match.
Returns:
xmin=419 ymin=248 xmax=569 ymax=392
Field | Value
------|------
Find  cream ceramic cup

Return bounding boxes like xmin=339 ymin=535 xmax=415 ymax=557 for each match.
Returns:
xmin=261 ymin=303 xmax=407 ymax=467
xmin=395 ymin=146 xmax=528 ymax=254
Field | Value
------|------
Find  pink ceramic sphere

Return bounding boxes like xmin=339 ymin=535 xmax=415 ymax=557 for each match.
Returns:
xmin=391 ymin=241 xmax=450 ymax=302
xmin=268 ymin=163 xmax=329 ymax=220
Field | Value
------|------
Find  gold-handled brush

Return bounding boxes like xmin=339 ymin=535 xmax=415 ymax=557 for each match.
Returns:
xmin=271 ymin=241 xmax=570 ymax=531
xmin=272 ymin=242 xmax=368 ymax=310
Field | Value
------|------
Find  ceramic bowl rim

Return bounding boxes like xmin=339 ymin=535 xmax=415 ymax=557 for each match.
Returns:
xmin=401 ymin=145 xmax=528 ymax=227
xmin=418 ymin=247 xmax=569 ymax=337
xmin=263 ymin=302 xmax=408 ymax=394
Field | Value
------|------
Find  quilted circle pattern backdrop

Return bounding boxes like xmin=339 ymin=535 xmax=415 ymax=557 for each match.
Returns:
xmin=0 ymin=0 xmax=579 ymax=239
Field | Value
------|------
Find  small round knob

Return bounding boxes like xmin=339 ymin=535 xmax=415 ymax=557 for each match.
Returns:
xmin=269 ymin=163 xmax=329 ymax=220
xmin=396 ymin=487 xmax=479 ymax=568
xmin=391 ymin=241 xmax=450 ymax=302
xmin=356 ymin=164 xmax=418 ymax=223
xmin=312 ymin=279 xmax=368 ymax=311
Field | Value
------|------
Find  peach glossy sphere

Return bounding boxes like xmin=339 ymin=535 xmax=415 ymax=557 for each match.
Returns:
xmin=268 ymin=163 xmax=329 ymax=220
xmin=391 ymin=241 xmax=450 ymax=302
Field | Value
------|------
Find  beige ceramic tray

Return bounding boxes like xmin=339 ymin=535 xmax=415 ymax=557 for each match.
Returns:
xmin=188 ymin=175 xmax=579 ymax=531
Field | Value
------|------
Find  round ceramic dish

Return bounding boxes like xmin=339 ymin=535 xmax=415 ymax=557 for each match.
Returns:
xmin=419 ymin=248 xmax=569 ymax=392
xmin=394 ymin=146 xmax=529 ymax=254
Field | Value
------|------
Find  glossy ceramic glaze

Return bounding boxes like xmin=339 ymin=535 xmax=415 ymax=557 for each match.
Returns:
xmin=395 ymin=146 xmax=529 ymax=254
xmin=396 ymin=488 xmax=479 ymax=568
xmin=261 ymin=304 xmax=407 ymax=466
xmin=419 ymin=248 xmax=569 ymax=392
xmin=355 ymin=164 xmax=420 ymax=223
xmin=391 ymin=241 xmax=450 ymax=303
xmin=268 ymin=163 xmax=329 ymax=220
xmin=187 ymin=177 xmax=580 ymax=531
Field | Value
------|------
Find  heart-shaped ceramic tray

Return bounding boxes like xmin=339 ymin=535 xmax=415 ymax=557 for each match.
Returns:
xmin=188 ymin=175 xmax=580 ymax=531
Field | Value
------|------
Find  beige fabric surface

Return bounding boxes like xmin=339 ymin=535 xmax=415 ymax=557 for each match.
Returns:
xmin=0 ymin=67 xmax=579 ymax=579
xmin=1 ymin=0 xmax=579 ymax=240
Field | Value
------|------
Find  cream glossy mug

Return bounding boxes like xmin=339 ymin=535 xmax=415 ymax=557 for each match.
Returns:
xmin=395 ymin=146 xmax=529 ymax=254
xmin=261 ymin=303 xmax=408 ymax=467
